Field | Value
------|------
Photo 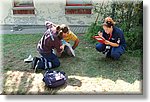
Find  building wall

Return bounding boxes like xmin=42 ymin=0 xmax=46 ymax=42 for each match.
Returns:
xmin=0 ymin=0 xmax=98 ymax=26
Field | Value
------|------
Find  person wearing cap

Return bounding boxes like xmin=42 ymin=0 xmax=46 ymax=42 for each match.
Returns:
xmin=31 ymin=24 xmax=64 ymax=72
xmin=95 ymin=17 xmax=126 ymax=60
xmin=60 ymin=24 xmax=79 ymax=57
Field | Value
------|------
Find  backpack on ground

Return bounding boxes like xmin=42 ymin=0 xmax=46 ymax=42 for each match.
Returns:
xmin=42 ymin=70 xmax=67 ymax=88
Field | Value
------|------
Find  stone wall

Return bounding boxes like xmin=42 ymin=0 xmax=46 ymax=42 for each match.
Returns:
xmin=0 ymin=0 xmax=98 ymax=26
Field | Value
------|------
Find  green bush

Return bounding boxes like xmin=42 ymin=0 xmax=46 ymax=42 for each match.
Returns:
xmin=124 ymin=26 xmax=143 ymax=51
xmin=84 ymin=1 xmax=143 ymax=57
xmin=85 ymin=23 xmax=143 ymax=54
xmin=84 ymin=23 xmax=103 ymax=44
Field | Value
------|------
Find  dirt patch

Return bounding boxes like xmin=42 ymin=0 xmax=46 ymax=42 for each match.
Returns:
xmin=3 ymin=71 xmax=142 ymax=95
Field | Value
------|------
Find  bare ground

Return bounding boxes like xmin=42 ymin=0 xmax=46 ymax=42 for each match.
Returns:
xmin=3 ymin=71 xmax=142 ymax=95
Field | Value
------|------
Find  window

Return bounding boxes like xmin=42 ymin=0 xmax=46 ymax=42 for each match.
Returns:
xmin=65 ymin=0 xmax=92 ymax=14
xmin=12 ymin=0 xmax=35 ymax=15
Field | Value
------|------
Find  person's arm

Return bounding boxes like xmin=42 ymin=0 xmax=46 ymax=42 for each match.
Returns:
xmin=104 ymin=40 xmax=119 ymax=47
xmin=106 ymin=29 xmax=123 ymax=47
xmin=98 ymin=31 xmax=106 ymax=42
xmin=69 ymin=31 xmax=79 ymax=50
xmin=98 ymin=31 xmax=105 ymax=39
xmin=72 ymin=38 xmax=79 ymax=50
xmin=54 ymin=39 xmax=64 ymax=57
xmin=56 ymin=44 xmax=65 ymax=57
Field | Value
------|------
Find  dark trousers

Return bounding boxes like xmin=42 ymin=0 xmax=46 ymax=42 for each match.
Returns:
xmin=96 ymin=43 xmax=125 ymax=60
xmin=37 ymin=52 xmax=60 ymax=69
xmin=63 ymin=46 xmax=73 ymax=56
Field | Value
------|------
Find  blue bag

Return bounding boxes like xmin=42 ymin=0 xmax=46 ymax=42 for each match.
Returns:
xmin=43 ymin=70 xmax=67 ymax=88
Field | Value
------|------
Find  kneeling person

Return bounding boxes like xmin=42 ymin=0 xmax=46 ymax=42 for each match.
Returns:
xmin=60 ymin=24 xmax=79 ymax=57
xmin=32 ymin=26 xmax=64 ymax=72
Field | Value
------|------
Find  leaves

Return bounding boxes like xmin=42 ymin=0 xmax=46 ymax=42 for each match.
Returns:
xmin=85 ymin=1 xmax=143 ymax=55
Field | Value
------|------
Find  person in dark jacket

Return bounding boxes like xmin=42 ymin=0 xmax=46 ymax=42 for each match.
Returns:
xmin=32 ymin=23 xmax=64 ymax=72
xmin=96 ymin=17 xmax=126 ymax=60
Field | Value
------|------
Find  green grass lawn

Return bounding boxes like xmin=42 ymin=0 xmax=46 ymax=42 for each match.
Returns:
xmin=2 ymin=34 xmax=143 ymax=94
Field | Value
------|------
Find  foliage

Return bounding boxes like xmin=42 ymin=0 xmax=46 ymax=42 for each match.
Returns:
xmin=84 ymin=0 xmax=143 ymax=55
xmin=84 ymin=23 xmax=102 ymax=44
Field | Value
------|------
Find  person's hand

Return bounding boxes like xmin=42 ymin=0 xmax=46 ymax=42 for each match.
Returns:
xmin=104 ymin=40 xmax=111 ymax=45
xmin=98 ymin=31 xmax=102 ymax=37
xmin=60 ymin=45 xmax=65 ymax=53
xmin=98 ymin=31 xmax=105 ymax=41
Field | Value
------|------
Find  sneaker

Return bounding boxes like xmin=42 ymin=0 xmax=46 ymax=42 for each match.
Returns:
xmin=31 ymin=57 xmax=40 ymax=69
xmin=106 ymin=50 xmax=111 ymax=58
xmin=24 ymin=55 xmax=33 ymax=63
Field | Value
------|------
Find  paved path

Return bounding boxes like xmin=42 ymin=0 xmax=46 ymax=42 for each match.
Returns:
xmin=0 ymin=25 xmax=89 ymax=34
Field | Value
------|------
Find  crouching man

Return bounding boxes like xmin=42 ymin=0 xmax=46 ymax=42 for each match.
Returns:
xmin=32 ymin=24 xmax=64 ymax=72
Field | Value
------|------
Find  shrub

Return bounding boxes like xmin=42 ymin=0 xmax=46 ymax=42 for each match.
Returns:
xmin=84 ymin=1 xmax=143 ymax=57
xmin=84 ymin=23 xmax=103 ymax=44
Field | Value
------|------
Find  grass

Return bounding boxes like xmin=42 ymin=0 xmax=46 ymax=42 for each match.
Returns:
xmin=2 ymin=34 xmax=143 ymax=94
